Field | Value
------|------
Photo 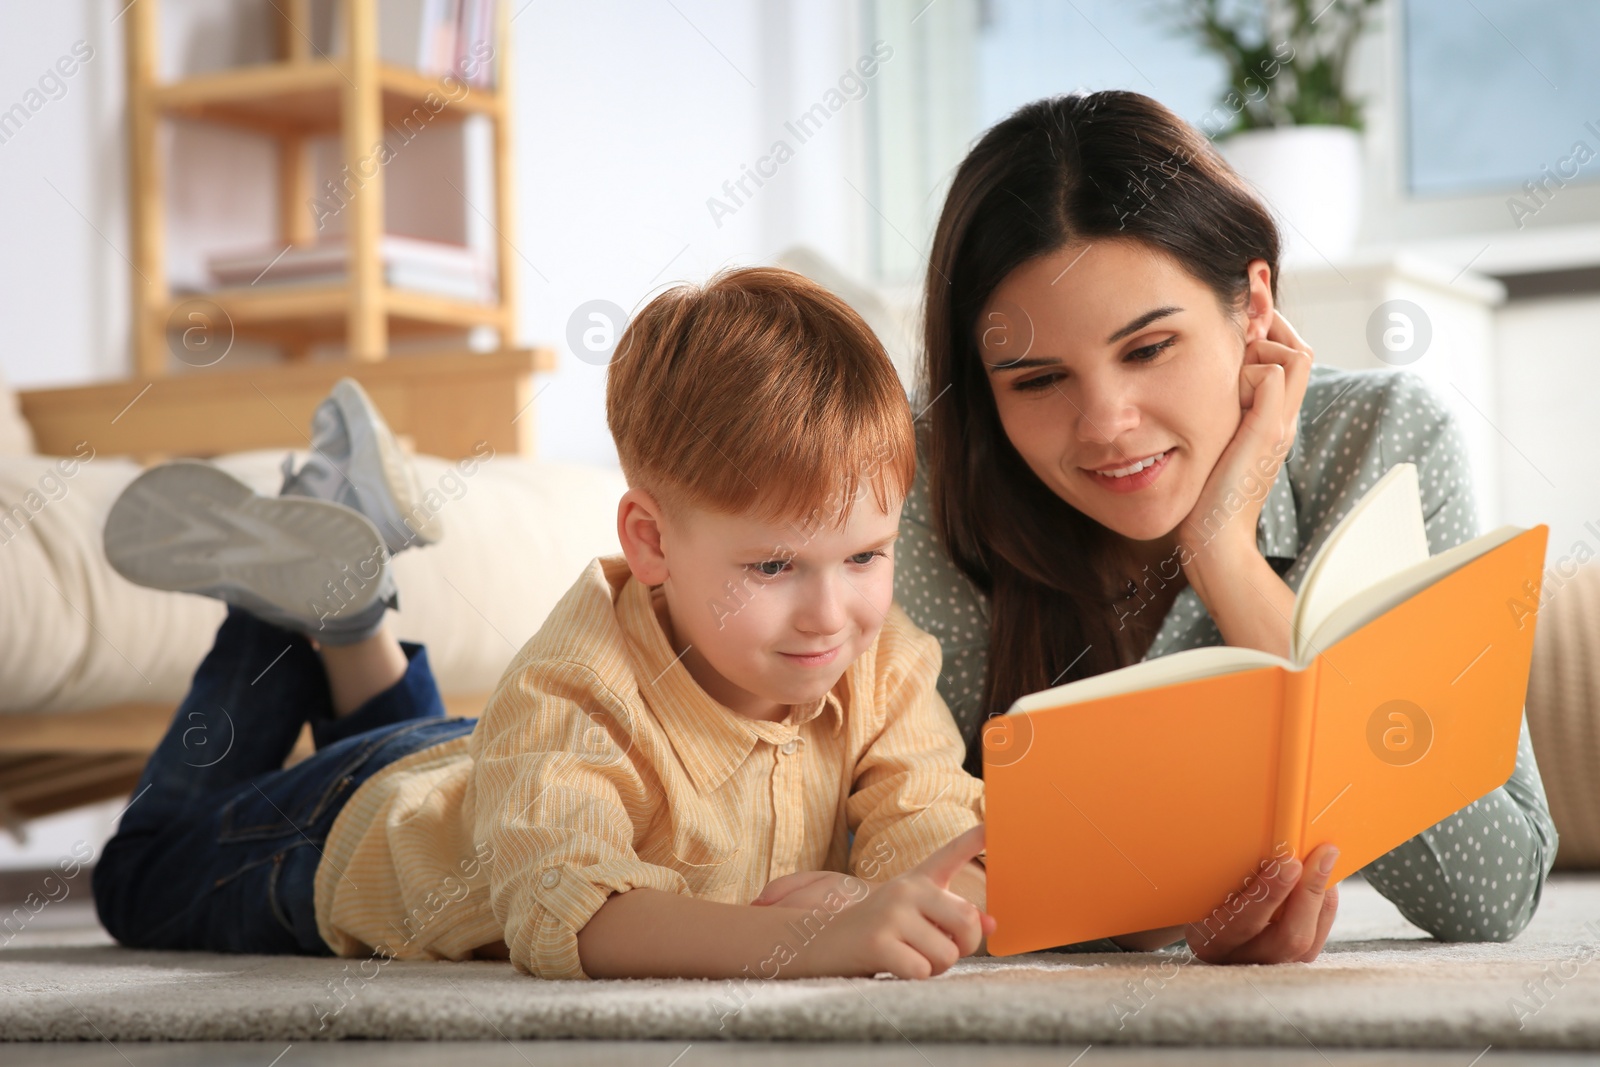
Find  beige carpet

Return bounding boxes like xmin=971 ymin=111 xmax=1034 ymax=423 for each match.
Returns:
xmin=2 ymin=875 xmax=1598 ymax=1049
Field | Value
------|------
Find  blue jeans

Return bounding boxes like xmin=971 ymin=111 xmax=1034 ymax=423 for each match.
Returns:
xmin=92 ymin=608 xmax=476 ymax=956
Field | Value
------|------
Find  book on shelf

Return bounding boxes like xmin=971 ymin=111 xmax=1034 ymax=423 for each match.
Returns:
xmin=206 ymin=235 xmax=492 ymax=302
xmin=452 ymin=0 xmax=498 ymax=87
xmin=317 ymin=0 xmax=498 ymax=86
xmin=980 ymin=462 xmax=1550 ymax=956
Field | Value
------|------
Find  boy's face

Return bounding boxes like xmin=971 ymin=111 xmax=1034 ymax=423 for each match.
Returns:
xmin=619 ymin=484 xmax=902 ymax=722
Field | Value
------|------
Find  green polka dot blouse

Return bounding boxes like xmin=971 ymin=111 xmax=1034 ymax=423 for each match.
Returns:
xmin=895 ymin=363 xmax=1560 ymax=948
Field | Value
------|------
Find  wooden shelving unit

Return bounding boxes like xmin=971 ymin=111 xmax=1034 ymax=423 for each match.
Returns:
xmin=0 ymin=3 xmax=541 ymax=831
xmin=125 ymin=0 xmax=525 ymax=370
xmin=20 ymin=347 xmax=554 ymax=461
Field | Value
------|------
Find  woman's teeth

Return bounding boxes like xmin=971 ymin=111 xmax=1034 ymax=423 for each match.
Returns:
xmin=1094 ymin=450 xmax=1168 ymax=478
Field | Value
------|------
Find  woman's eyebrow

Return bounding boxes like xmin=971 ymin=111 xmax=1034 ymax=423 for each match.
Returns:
xmin=984 ymin=356 xmax=1058 ymax=374
xmin=1106 ymin=305 xmax=1183 ymax=344
xmin=984 ymin=304 xmax=1185 ymax=372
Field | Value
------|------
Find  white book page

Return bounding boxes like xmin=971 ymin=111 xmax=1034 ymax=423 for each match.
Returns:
xmin=1003 ymin=464 xmax=1524 ymax=716
xmin=1306 ymin=524 xmax=1525 ymax=653
xmin=1007 ymin=644 xmax=1290 ymax=714
xmin=1291 ymin=464 xmax=1430 ymax=664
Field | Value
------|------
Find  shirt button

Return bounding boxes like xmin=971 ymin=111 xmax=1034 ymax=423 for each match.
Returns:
xmin=540 ymin=869 xmax=561 ymax=888
xmin=780 ymin=739 xmax=798 ymax=755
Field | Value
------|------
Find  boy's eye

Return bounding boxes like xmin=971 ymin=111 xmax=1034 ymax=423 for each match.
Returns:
xmin=750 ymin=550 xmax=886 ymax=575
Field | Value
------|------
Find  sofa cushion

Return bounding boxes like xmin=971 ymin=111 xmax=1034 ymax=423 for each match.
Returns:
xmin=0 ymin=449 xmax=627 ymax=714
xmin=1526 ymin=561 xmax=1600 ymax=870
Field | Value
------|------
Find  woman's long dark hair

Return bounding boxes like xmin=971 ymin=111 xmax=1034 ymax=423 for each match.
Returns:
xmin=920 ymin=91 xmax=1281 ymax=773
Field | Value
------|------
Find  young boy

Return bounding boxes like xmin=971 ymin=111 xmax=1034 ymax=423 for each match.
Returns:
xmin=317 ymin=268 xmax=990 ymax=980
xmin=95 ymin=269 xmax=989 ymax=982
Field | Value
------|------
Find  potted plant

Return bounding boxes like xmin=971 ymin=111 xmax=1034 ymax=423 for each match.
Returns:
xmin=1163 ymin=0 xmax=1383 ymax=264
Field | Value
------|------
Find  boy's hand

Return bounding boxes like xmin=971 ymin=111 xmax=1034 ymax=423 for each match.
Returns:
xmin=794 ymin=825 xmax=996 ymax=979
xmin=752 ymin=870 xmax=863 ymax=913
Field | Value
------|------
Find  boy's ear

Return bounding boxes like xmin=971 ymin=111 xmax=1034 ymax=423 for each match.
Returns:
xmin=617 ymin=487 xmax=670 ymax=586
xmin=1242 ymin=258 xmax=1274 ymax=345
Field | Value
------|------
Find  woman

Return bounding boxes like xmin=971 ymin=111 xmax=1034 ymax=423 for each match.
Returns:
xmin=895 ymin=91 xmax=1558 ymax=963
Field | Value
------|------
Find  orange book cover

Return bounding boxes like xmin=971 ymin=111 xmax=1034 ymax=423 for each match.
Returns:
xmin=981 ymin=464 xmax=1550 ymax=956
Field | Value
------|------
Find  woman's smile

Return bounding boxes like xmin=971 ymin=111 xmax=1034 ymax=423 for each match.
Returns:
xmin=1082 ymin=447 xmax=1174 ymax=493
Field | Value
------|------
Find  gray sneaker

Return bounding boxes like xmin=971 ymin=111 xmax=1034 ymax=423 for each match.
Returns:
xmin=279 ymin=378 xmax=443 ymax=555
xmin=104 ymin=460 xmax=396 ymax=644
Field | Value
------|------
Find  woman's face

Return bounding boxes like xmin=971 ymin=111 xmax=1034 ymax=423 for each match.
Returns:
xmin=981 ymin=239 xmax=1271 ymax=548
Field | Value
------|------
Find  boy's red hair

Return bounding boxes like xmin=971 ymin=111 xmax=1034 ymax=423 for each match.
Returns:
xmin=605 ymin=267 xmax=914 ymax=532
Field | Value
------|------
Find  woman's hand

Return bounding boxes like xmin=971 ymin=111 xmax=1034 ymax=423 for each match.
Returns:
xmin=1187 ymin=842 xmax=1341 ymax=964
xmin=1111 ymin=843 xmax=1340 ymax=962
xmin=1171 ymin=309 xmax=1313 ymax=658
xmin=1177 ymin=308 xmax=1313 ymax=567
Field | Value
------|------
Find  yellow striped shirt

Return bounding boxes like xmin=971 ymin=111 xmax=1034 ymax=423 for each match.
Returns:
xmin=314 ymin=553 xmax=985 ymax=979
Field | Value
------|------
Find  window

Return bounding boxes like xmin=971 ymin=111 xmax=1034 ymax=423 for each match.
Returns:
xmin=1403 ymin=0 xmax=1600 ymax=197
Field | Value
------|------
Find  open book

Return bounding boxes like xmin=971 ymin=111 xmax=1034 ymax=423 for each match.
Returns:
xmin=982 ymin=463 xmax=1549 ymax=956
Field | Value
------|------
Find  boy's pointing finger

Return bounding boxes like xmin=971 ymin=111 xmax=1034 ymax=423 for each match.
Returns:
xmin=911 ymin=824 xmax=986 ymax=888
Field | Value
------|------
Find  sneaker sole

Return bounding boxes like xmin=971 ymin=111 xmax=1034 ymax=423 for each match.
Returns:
xmin=104 ymin=461 xmax=389 ymax=627
xmin=331 ymin=378 xmax=444 ymax=553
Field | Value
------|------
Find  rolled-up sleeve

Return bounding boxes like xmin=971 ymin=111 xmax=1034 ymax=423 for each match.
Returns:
xmin=846 ymin=606 xmax=985 ymax=888
xmin=471 ymin=656 xmax=687 ymax=979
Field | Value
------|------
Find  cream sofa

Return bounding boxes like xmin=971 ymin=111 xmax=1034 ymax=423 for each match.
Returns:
xmin=0 ymin=448 xmax=626 ymax=714
xmin=0 ymin=366 xmax=627 ymax=825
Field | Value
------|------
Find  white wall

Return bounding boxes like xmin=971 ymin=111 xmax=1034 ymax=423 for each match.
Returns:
xmin=0 ymin=0 xmax=879 ymax=470
xmin=0 ymin=0 xmax=128 ymax=388
xmin=1495 ymin=294 xmax=1600 ymax=562
xmin=510 ymin=0 xmax=876 ymax=466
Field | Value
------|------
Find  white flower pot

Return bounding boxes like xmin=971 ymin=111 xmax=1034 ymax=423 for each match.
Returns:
xmin=1217 ymin=125 xmax=1364 ymax=267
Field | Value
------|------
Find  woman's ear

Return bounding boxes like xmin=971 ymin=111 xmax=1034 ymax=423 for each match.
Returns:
xmin=1242 ymin=258 xmax=1275 ymax=344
